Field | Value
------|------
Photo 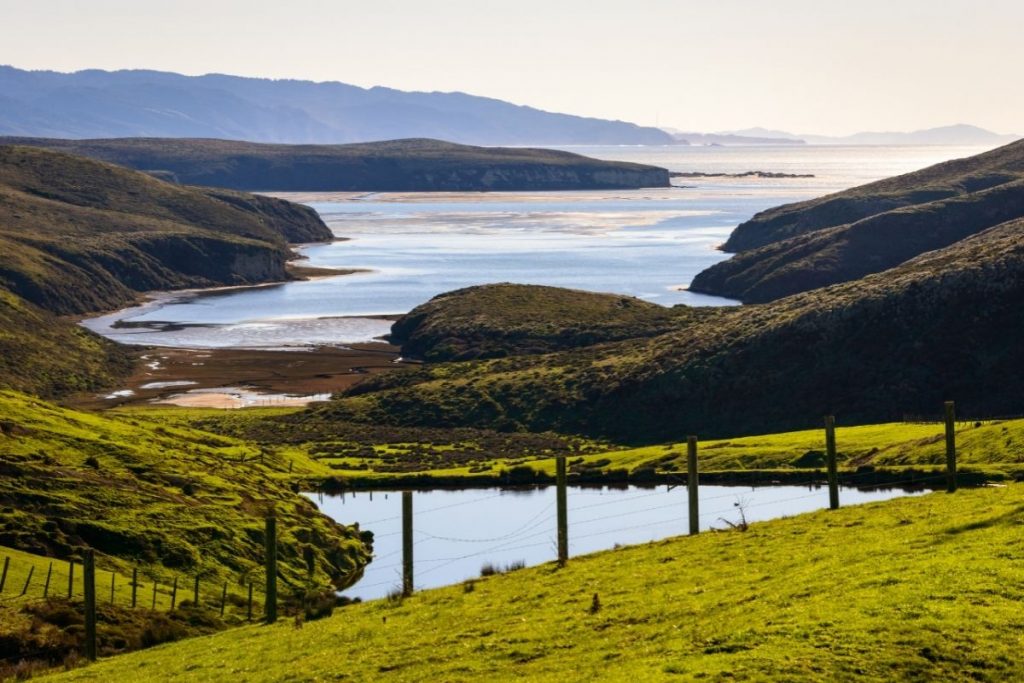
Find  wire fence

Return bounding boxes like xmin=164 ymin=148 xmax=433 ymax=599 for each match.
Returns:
xmin=0 ymin=403 xmax=978 ymax=666
xmin=0 ymin=555 xmax=265 ymax=621
xmin=347 ymin=469 xmax=953 ymax=596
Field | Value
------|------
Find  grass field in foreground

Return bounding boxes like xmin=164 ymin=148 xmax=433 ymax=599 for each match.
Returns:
xmin=46 ymin=484 xmax=1024 ymax=682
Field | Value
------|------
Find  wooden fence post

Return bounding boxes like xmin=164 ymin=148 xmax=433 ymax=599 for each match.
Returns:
xmin=20 ymin=566 xmax=34 ymax=596
xmin=247 ymin=582 xmax=253 ymax=621
xmin=556 ymin=455 xmax=568 ymax=566
xmin=193 ymin=576 xmax=200 ymax=606
xmin=131 ymin=568 xmax=138 ymax=608
xmin=0 ymin=556 xmax=10 ymax=592
xmin=265 ymin=516 xmax=278 ymax=623
xmin=402 ymin=492 xmax=414 ymax=596
xmin=83 ymin=550 xmax=97 ymax=662
xmin=110 ymin=572 xmax=116 ymax=604
xmin=945 ymin=401 xmax=957 ymax=493
xmin=220 ymin=581 xmax=228 ymax=617
xmin=687 ymin=436 xmax=700 ymax=535
xmin=43 ymin=562 xmax=53 ymax=598
xmin=170 ymin=577 xmax=178 ymax=610
xmin=825 ymin=415 xmax=840 ymax=510
xmin=67 ymin=560 xmax=74 ymax=599
xmin=151 ymin=581 xmax=157 ymax=609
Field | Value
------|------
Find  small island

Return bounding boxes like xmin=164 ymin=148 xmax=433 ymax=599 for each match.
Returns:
xmin=670 ymin=170 xmax=815 ymax=179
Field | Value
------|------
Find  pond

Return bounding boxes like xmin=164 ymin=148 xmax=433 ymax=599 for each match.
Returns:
xmin=310 ymin=483 xmax=928 ymax=601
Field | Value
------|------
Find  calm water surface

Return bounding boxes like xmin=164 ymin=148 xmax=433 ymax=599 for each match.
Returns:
xmin=83 ymin=144 xmax=989 ymax=348
xmin=312 ymin=484 xmax=928 ymax=601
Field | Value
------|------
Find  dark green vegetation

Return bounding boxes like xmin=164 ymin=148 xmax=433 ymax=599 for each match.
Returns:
xmin=46 ymin=485 xmax=1024 ymax=681
xmin=309 ymin=216 xmax=1024 ymax=442
xmin=0 ymin=290 xmax=132 ymax=399
xmin=390 ymin=284 xmax=718 ymax=361
xmin=0 ymin=144 xmax=331 ymax=397
xmin=691 ymin=139 xmax=1024 ymax=301
xmin=0 ymin=137 xmax=671 ymax=192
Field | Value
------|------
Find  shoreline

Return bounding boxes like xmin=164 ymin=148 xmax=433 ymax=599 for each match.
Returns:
xmin=315 ymin=465 xmax=1009 ymax=493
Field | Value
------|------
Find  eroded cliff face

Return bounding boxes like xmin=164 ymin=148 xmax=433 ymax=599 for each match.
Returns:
xmin=3 ymin=234 xmax=291 ymax=316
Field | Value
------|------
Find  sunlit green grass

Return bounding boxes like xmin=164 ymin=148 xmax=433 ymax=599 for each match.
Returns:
xmin=0 ymin=391 xmax=367 ymax=592
xmin=46 ymin=484 xmax=1024 ymax=682
xmin=0 ymin=545 xmax=143 ymax=607
xmin=131 ymin=404 xmax=1024 ymax=484
xmin=600 ymin=417 xmax=1024 ymax=471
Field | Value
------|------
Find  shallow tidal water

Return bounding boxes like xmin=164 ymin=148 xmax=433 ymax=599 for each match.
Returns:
xmin=312 ymin=483 xmax=928 ymax=601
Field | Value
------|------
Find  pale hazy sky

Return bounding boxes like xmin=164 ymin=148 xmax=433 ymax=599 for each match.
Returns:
xmin=1 ymin=0 xmax=1021 ymax=135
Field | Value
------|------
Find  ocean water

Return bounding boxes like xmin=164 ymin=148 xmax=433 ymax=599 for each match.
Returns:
xmin=82 ymin=144 xmax=990 ymax=348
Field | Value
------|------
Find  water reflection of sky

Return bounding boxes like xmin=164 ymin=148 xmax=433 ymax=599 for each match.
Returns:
xmin=83 ymin=193 xmax=785 ymax=347
xmin=312 ymin=484 xmax=929 ymax=601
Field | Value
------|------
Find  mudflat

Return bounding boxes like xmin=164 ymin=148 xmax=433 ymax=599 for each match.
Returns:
xmin=66 ymin=343 xmax=404 ymax=410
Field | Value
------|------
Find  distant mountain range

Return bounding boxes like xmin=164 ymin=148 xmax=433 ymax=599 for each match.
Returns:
xmin=0 ymin=65 xmax=673 ymax=146
xmin=667 ymin=124 xmax=1020 ymax=147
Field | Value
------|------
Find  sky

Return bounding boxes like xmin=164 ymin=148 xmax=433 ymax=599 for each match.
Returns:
xmin=1 ymin=0 xmax=1021 ymax=135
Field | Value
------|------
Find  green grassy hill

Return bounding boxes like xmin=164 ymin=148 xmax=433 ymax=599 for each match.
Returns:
xmin=315 ymin=218 xmax=1024 ymax=442
xmin=0 ymin=137 xmax=671 ymax=192
xmin=390 ymin=284 xmax=718 ymax=361
xmin=0 ymin=391 xmax=368 ymax=590
xmin=41 ymin=484 xmax=1024 ymax=681
xmin=0 ymin=290 xmax=132 ymax=398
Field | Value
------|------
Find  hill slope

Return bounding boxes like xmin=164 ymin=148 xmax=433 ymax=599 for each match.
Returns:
xmin=317 ymin=217 xmax=1024 ymax=442
xmin=0 ymin=144 xmax=331 ymax=315
xmin=0 ymin=66 xmax=674 ymax=146
xmin=0 ymin=391 xmax=369 ymax=589
xmin=44 ymin=485 xmax=1024 ymax=682
xmin=720 ymin=138 xmax=1024 ymax=253
xmin=389 ymin=284 xmax=717 ymax=361
xmin=690 ymin=177 xmax=1024 ymax=302
xmin=0 ymin=144 xmax=331 ymax=396
xmin=0 ymin=290 xmax=132 ymax=398
xmin=0 ymin=137 xmax=670 ymax=192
